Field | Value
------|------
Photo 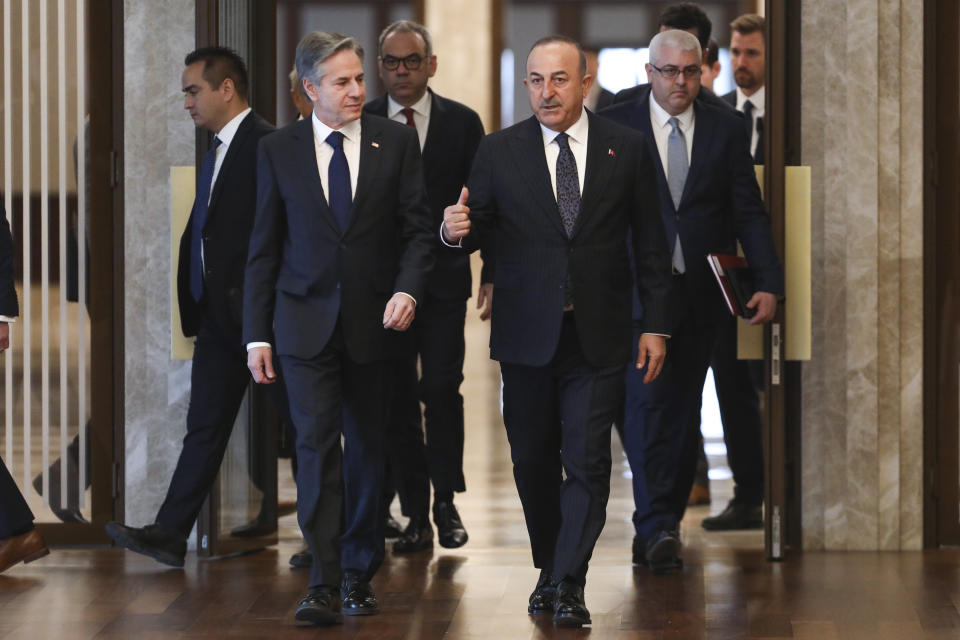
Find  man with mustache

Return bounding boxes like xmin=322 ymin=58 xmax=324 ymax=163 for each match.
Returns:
xmin=244 ymin=31 xmax=434 ymax=626
xmin=443 ymin=35 xmax=672 ymax=627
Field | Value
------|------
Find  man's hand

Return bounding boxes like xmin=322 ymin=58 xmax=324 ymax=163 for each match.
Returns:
xmin=383 ymin=293 xmax=416 ymax=331
xmin=0 ymin=322 xmax=8 ymax=351
xmin=636 ymin=333 xmax=666 ymax=384
xmin=477 ymin=282 xmax=493 ymax=321
xmin=248 ymin=346 xmax=277 ymax=384
xmin=746 ymin=291 xmax=778 ymax=325
xmin=442 ymin=187 xmax=471 ymax=242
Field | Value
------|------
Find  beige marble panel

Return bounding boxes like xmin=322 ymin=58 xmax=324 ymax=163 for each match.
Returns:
xmin=123 ymin=0 xmax=195 ymax=530
xmin=876 ymin=0 xmax=902 ymax=551
xmin=898 ymin=0 xmax=924 ymax=551
xmin=424 ymin=0 xmax=495 ymax=132
xmin=800 ymin=0 xmax=827 ymax=551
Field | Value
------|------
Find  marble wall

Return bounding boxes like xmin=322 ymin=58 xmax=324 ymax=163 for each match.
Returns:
xmin=800 ymin=0 xmax=923 ymax=550
xmin=122 ymin=0 xmax=195 ymax=530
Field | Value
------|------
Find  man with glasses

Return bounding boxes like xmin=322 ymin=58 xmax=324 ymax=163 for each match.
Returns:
xmin=364 ymin=20 xmax=488 ymax=555
xmin=600 ymin=29 xmax=782 ymax=572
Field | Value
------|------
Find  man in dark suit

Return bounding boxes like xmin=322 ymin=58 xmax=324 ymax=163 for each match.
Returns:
xmin=364 ymin=20 xmax=487 ymax=554
xmin=702 ymin=13 xmax=769 ymax=531
xmin=443 ymin=36 xmax=672 ymax=627
xmin=0 ymin=204 xmax=49 ymax=575
xmin=601 ymin=29 xmax=782 ymax=572
xmin=244 ymin=32 xmax=434 ymax=626
xmin=610 ymin=3 xmax=733 ymax=113
xmin=105 ymin=47 xmax=283 ymax=567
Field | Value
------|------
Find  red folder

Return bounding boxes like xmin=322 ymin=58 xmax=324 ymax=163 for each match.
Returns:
xmin=707 ymin=253 xmax=756 ymax=318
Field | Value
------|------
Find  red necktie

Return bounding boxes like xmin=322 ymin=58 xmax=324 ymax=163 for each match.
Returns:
xmin=400 ymin=107 xmax=417 ymax=130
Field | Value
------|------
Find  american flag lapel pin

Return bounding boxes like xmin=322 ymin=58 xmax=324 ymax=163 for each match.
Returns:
xmin=371 ymin=141 xmax=380 ymax=148
xmin=608 ymin=148 xmax=615 ymax=157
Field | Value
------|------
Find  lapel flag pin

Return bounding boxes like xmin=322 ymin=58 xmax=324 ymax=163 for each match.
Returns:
xmin=371 ymin=141 xmax=380 ymax=148
xmin=608 ymin=148 xmax=615 ymax=157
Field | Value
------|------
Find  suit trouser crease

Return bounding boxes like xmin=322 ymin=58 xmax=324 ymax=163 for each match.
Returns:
xmin=280 ymin=322 xmax=390 ymax=589
xmin=501 ymin=314 xmax=621 ymax=585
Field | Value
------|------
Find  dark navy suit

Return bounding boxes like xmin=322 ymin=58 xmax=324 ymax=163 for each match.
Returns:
xmin=0 ymin=203 xmax=32 ymax=540
xmin=601 ymin=88 xmax=782 ymax=541
xmin=460 ymin=111 xmax=672 ymax=584
xmin=243 ymin=113 xmax=434 ymax=589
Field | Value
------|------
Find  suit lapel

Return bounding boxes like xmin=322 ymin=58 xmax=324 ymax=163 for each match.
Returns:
xmin=206 ymin=111 xmax=252 ymax=218
xmin=576 ymin=111 xmax=617 ymax=238
xmin=421 ymin=89 xmax=443 ymax=160
xmin=680 ymin=101 xmax=716 ymax=206
xmin=292 ymin=118 xmax=342 ymax=236
xmin=635 ymin=92 xmax=674 ymax=213
xmin=509 ymin=117 xmax=566 ymax=236
xmin=346 ymin=113 xmax=382 ymax=233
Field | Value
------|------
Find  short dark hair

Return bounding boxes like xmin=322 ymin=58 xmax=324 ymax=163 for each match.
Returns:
xmin=731 ymin=13 xmax=766 ymax=42
xmin=379 ymin=20 xmax=433 ymax=58
xmin=184 ymin=46 xmax=249 ymax=100
xmin=704 ymin=38 xmax=719 ymax=66
xmin=658 ymin=3 xmax=712 ymax=50
xmin=528 ymin=35 xmax=587 ymax=78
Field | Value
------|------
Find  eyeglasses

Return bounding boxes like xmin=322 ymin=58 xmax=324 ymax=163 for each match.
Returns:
xmin=381 ymin=54 xmax=424 ymax=71
xmin=649 ymin=63 xmax=702 ymax=80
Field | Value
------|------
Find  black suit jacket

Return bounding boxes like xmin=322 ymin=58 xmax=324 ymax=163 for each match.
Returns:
xmin=243 ymin=113 xmax=435 ymax=363
xmin=0 ymin=202 xmax=17 ymax=317
xmin=461 ymin=111 xmax=672 ymax=368
xmin=612 ymin=83 xmax=735 ymax=114
xmin=600 ymin=88 xmax=783 ymax=318
xmin=177 ymin=110 xmax=274 ymax=341
xmin=720 ymin=89 xmax=737 ymax=107
xmin=364 ymin=89 xmax=487 ymax=301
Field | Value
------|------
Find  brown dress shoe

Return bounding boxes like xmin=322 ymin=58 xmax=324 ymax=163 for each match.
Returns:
xmin=0 ymin=529 xmax=49 ymax=574
xmin=687 ymin=483 xmax=711 ymax=506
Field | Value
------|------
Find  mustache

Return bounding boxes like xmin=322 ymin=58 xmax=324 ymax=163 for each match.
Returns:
xmin=538 ymin=100 xmax=561 ymax=109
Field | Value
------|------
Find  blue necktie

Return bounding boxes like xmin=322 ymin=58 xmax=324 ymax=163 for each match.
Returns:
xmin=555 ymin=132 xmax=580 ymax=307
xmin=190 ymin=135 xmax=221 ymax=302
xmin=666 ymin=117 xmax=687 ymax=274
xmin=326 ymin=131 xmax=351 ymax=230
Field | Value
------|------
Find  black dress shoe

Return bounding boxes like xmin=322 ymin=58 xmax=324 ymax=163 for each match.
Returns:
xmin=701 ymin=499 xmax=763 ymax=530
xmin=385 ymin=513 xmax=404 ymax=540
xmin=289 ymin=548 xmax=312 ymax=568
xmin=527 ymin=569 xmax=557 ymax=615
xmin=552 ymin=580 xmax=591 ymax=627
xmin=294 ymin=587 xmax=342 ymax=626
xmin=105 ymin=522 xmax=186 ymax=568
xmin=341 ymin=572 xmax=379 ymax=616
xmin=393 ymin=516 xmax=433 ymax=553
xmin=433 ymin=501 xmax=468 ymax=549
xmin=644 ymin=530 xmax=683 ymax=574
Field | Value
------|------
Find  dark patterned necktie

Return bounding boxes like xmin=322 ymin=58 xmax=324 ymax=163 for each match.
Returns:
xmin=555 ymin=132 xmax=580 ymax=237
xmin=400 ymin=107 xmax=416 ymax=130
xmin=189 ymin=135 xmax=221 ymax=302
xmin=326 ymin=130 xmax=351 ymax=230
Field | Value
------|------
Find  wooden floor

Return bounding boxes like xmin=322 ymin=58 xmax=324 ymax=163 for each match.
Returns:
xmin=3 ymin=272 xmax=960 ymax=638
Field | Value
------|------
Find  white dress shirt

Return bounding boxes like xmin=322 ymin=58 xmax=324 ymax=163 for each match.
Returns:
xmin=210 ymin=107 xmax=252 ymax=201
xmin=387 ymin=91 xmax=431 ymax=151
xmin=311 ymin=112 xmax=361 ymax=203
xmin=648 ymin=97 xmax=694 ymax=177
xmin=735 ymin=85 xmax=765 ymax=157
xmin=539 ymin=107 xmax=589 ymax=198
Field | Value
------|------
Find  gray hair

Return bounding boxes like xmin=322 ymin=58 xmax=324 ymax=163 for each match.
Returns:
xmin=288 ymin=66 xmax=305 ymax=96
xmin=295 ymin=31 xmax=365 ymax=88
xmin=648 ymin=29 xmax=702 ymax=67
xmin=378 ymin=20 xmax=433 ymax=58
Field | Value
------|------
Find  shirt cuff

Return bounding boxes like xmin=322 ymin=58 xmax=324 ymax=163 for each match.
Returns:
xmin=0 ymin=316 xmax=16 ymax=323
xmin=246 ymin=341 xmax=271 ymax=352
xmin=440 ymin=222 xmax=462 ymax=248
xmin=394 ymin=292 xmax=417 ymax=306
xmin=642 ymin=332 xmax=671 ymax=339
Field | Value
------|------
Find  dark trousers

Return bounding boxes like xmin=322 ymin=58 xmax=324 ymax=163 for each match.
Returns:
xmin=385 ymin=297 xmax=467 ymax=520
xmin=709 ymin=313 xmax=764 ymax=506
xmin=500 ymin=312 xmax=623 ymax=586
xmin=624 ymin=296 xmax=722 ymax=541
xmin=279 ymin=322 xmax=392 ymax=590
xmin=156 ymin=314 xmax=291 ymax=538
xmin=0 ymin=455 xmax=33 ymax=538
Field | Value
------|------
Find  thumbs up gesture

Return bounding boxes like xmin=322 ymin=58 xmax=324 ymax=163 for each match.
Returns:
xmin=443 ymin=187 xmax=471 ymax=242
